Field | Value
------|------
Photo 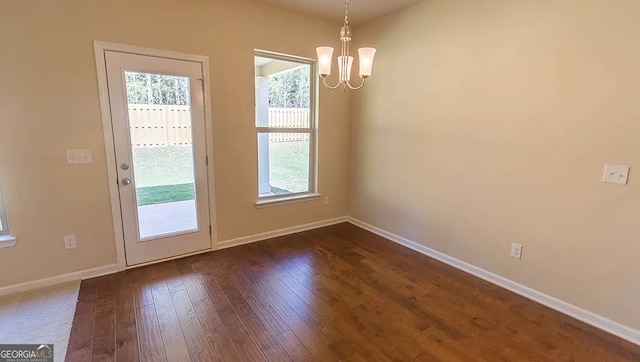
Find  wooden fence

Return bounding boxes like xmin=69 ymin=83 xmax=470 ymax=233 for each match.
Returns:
xmin=268 ymin=108 xmax=310 ymax=143
xmin=128 ymin=104 xmax=192 ymax=146
xmin=128 ymin=105 xmax=310 ymax=146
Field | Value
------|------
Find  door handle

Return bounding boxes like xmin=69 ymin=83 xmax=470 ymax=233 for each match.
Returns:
xmin=121 ymin=178 xmax=132 ymax=186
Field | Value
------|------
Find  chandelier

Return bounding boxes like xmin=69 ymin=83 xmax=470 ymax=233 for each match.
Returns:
xmin=316 ymin=0 xmax=376 ymax=91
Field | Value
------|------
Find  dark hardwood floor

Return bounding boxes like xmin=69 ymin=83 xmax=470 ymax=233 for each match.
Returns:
xmin=66 ymin=223 xmax=640 ymax=361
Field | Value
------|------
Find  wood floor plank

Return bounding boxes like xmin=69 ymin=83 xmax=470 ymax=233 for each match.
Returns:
xmin=135 ymin=304 xmax=167 ymax=362
xmin=246 ymin=265 xmax=347 ymax=360
xmin=91 ymin=275 xmax=117 ymax=362
xmin=194 ymin=257 xmax=267 ymax=361
xmin=170 ymin=289 xmax=218 ymax=361
xmin=66 ymin=223 xmax=640 ymax=361
xmin=274 ymin=330 xmax=314 ymax=362
xmin=163 ymin=260 xmax=186 ymax=293
xmin=224 ymin=248 xmax=341 ymax=361
xmin=205 ymin=256 xmax=291 ymax=362
xmin=66 ymin=301 xmax=95 ymax=362
xmin=175 ymin=257 xmax=209 ymax=303
xmin=312 ymin=238 xmax=507 ymax=360
xmin=129 ymin=267 xmax=156 ymax=309
xmin=114 ymin=272 xmax=139 ymax=362
xmin=150 ymin=281 xmax=191 ymax=362
xmin=212 ymin=254 xmax=290 ymax=337
xmin=286 ymin=244 xmax=425 ymax=361
xmin=76 ymin=277 xmax=100 ymax=303
xmin=192 ymin=297 xmax=243 ymax=362
xmin=243 ymin=242 xmax=391 ymax=361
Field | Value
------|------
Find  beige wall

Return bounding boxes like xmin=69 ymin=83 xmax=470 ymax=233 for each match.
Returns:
xmin=0 ymin=0 xmax=350 ymax=287
xmin=351 ymin=0 xmax=640 ymax=330
xmin=2 ymin=0 xmax=637 ymax=334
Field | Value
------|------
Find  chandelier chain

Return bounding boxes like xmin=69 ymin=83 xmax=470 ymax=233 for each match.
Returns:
xmin=344 ymin=0 xmax=349 ymax=25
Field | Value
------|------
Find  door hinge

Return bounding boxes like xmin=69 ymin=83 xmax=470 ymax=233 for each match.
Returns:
xmin=209 ymin=225 xmax=212 ymax=235
xmin=205 ymin=155 xmax=209 ymax=166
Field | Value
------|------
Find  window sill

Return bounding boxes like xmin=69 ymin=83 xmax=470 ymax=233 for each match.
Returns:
xmin=256 ymin=193 xmax=321 ymax=208
xmin=0 ymin=234 xmax=17 ymax=249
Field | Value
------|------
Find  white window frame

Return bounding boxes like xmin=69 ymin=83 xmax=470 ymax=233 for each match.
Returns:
xmin=0 ymin=192 xmax=8 ymax=236
xmin=0 ymin=186 xmax=17 ymax=248
xmin=254 ymin=50 xmax=320 ymax=207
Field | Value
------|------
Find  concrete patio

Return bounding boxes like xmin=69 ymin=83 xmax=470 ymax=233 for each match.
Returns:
xmin=137 ymin=199 xmax=197 ymax=239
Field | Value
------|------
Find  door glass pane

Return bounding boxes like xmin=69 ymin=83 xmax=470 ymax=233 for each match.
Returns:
xmin=125 ymin=71 xmax=198 ymax=239
xmin=258 ymin=132 xmax=310 ymax=197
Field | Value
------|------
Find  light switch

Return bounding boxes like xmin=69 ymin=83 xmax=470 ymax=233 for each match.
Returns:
xmin=602 ymin=165 xmax=630 ymax=185
xmin=66 ymin=149 xmax=93 ymax=164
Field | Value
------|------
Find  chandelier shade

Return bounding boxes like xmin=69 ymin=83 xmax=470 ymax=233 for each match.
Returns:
xmin=316 ymin=47 xmax=334 ymax=76
xmin=358 ymin=47 xmax=376 ymax=77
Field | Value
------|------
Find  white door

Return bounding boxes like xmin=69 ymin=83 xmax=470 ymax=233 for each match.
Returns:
xmin=105 ymin=51 xmax=211 ymax=266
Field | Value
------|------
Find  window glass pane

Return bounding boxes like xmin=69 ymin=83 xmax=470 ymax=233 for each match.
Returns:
xmin=0 ymin=187 xmax=8 ymax=234
xmin=267 ymin=107 xmax=310 ymax=128
xmin=255 ymin=57 xmax=310 ymax=128
xmin=258 ymin=133 xmax=310 ymax=197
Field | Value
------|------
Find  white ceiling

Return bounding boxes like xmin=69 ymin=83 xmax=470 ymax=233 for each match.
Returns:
xmin=254 ymin=0 xmax=425 ymax=25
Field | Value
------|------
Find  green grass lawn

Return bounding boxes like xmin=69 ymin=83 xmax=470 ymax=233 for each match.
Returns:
xmin=269 ymin=141 xmax=309 ymax=193
xmin=136 ymin=183 xmax=195 ymax=206
xmin=132 ymin=145 xmax=195 ymax=188
xmin=132 ymin=145 xmax=195 ymax=206
xmin=133 ymin=142 xmax=308 ymax=205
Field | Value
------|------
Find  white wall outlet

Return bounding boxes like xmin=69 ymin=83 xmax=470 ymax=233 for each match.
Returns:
xmin=323 ymin=196 xmax=330 ymax=206
xmin=510 ymin=243 xmax=523 ymax=259
xmin=602 ymin=164 xmax=630 ymax=185
xmin=64 ymin=235 xmax=77 ymax=249
xmin=66 ymin=149 xmax=93 ymax=164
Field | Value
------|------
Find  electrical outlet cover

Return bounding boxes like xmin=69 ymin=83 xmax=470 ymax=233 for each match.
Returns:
xmin=64 ymin=235 xmax=77 ymax=249
xmin=602 ymin=165 xmax=629 ymax=185
xmin=510 ymin=243 xmax=522 ymax=259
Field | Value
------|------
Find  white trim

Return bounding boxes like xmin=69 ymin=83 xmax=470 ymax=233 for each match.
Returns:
xmin=201 ymin=57 xmax=219 ymax=250
xmin=256 ymin=193 xmax=321 ymax=208
xmin=94 ymin=41 xmax=127 ymax=271
xmin=0 ymin=264 xmax=118 ymax=297
xmin=93 ymin=41 xmax=217 ymax=269
xmin=0 ymin=234 xmax=17 ymax=248
xmin=254 ymin=49 xmax=316 ymax=64
xmin=347 ymin=217 xmax=640 ymax=346
xmin=94 ymin=41 xmax=209 ymax=63
xmin=218 ymin=216 xmax=348 ymax=250
xmin=253 ymin=49 xmax=318 ymax=203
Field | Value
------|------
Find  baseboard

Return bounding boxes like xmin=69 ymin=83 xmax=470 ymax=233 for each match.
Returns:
xmin=218 ymin=216 xmax=349 ymax=250
xmin=347 ymin=217 xmax=640 ymax=346
xmin=0 ymin=217 xmax=349 ymax=296
xmin=0 ymin=264 xmax=119 ymax=297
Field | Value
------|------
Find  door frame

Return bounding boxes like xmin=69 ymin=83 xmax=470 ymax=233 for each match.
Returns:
xmin=93 ymin=41 xmax=218 ymax=271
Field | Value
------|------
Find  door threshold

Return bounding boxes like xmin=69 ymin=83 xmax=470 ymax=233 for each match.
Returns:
xmin=125 ymin=247 xmax=214 ymax=270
